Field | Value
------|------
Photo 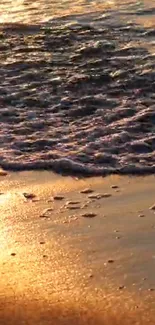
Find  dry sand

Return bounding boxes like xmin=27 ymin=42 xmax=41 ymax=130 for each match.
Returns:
xmin=0 ymin=171 xmax=155 ymax=324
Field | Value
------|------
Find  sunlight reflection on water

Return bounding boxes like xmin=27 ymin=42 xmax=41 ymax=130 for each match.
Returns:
xmin=0 ymin=0 xmax=154 ymax=24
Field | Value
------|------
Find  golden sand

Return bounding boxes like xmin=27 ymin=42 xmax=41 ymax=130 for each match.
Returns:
xmin=0 ymin=171 xmax=155 ymax=324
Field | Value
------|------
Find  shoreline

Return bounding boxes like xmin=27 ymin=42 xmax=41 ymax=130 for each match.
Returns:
xmin=1 ymin=171 xmax=155 ymax=324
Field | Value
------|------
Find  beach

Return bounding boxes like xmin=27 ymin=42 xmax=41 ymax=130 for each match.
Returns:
xmin=0 ymin=0 xmax=155 ymax=323
xmin=1 ymin=171 xmax=155 ymax=324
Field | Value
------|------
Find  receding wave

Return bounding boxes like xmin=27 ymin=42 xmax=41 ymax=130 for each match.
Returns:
xmin=0 ymin=12 xmax=155 ymax=175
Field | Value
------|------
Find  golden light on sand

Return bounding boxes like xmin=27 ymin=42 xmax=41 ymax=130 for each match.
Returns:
xmin=0 ymin=172 xmax=155 ymax=324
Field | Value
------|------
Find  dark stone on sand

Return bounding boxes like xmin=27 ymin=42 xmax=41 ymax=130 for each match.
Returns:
xmin=53 ymin=195 xmax=64 ymax=200
xmin=111 ymin=185 xmax=119 ymax=189
xmin=107 ymin=259 xmax=114 ymax=263
xmin=11 ymin=253 xmax=16 ymax=256
xmin=39 ymin=214 xmax=49 ymax=218
xmin=23 ymin=192 xmax=36 ymax=199
xmin=118 ymin=286 xmax=125 ymax=290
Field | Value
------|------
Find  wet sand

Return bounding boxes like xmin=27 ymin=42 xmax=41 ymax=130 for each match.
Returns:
xmin=1 ymin=171 xmax=155 ymax=324
xmin=0 ymin=1 xmax=155 ymax=323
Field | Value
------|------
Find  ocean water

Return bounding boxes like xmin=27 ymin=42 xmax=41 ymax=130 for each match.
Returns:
xmin=0 ymin=1 xmax=155 ymax=175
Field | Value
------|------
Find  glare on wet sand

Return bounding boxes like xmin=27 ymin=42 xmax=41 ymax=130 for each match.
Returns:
xmin=1 ymin=172 xmax=155 ymax=324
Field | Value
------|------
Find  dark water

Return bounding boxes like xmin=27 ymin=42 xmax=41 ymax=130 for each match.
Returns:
xmin=0 ymin=1 xmax=155 ymax=175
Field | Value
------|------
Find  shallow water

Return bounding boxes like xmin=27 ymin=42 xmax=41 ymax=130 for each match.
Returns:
xmin=0 ymin=0 xmax=155 ymax=25
xmin=0 ymin=1 xmax=155 ymax=175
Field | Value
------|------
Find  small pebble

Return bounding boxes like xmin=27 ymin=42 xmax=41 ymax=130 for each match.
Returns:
xmin=148 ymin=288 xmax=154 ymax=292
xmin=118 ymin=285 xmax=125 ymax=290
xmin=108 ymin=259 xmax=114 ymax=263
xmin=23 ymin=192 xmax=36 ymax=199
xmin=138 ymin=214 xmax=145 ymax=218
xmin=11 ymin=253 xmax=16 ymax=256
xmin=43 ymin=255 xmax=48 ymax=258
xmin=80 ymin=188 xmax=94 ymax=194
xmin=39 ymin=214 xmax=49 ymax=218
xmin=81 ymin=212 xmax=96 ymax=218
xmin=116 ymin=236 xmax=121 ymax=239
xmin=111 ymin=185 xmax=119 ymax=189
xmin=53 ymin=195 xmax=64 ymax=200
xmin=40 ymin=241 xmax=45 ymax=245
